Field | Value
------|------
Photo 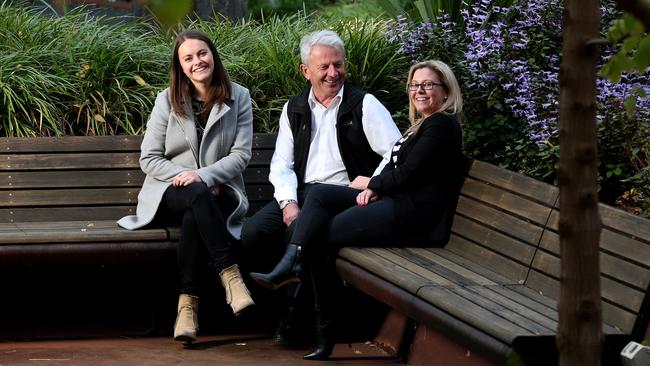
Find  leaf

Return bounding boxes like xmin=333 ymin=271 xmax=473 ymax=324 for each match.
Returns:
xmin=633 ymin=34 xmax=650 ymax=70
xmin=147 ymin=0 xmax=192 ymax=27
xmin=624 ymin=94 xmax=637 ymax=117
xmin=134 ymin=75 xmax=148 ymax=86
xmin=94 ymin=114 xmax=106 ymax=123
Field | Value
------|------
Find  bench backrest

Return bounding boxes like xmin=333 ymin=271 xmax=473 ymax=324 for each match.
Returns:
xmin=528 ymin=202 xmax=650 ymax=338
xmin=448 ymin=159 xmax=650 ymax=338
xmin=0 ymin=134 xmax=275 ymax=223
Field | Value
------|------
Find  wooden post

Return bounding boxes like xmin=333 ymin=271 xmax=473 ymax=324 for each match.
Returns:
xmin=557 ymin=0 xmax=603 ymax=365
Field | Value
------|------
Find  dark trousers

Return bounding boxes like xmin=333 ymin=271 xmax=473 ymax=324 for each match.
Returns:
xmin=289 ymin=184 xmax=400 ymax=250
xmin=158 ymin=182 xmax=234 ymax=297
xmin=288 ymin=184 xmax=404 ymax=317
xmin=240 ymin=183 xmax=319 ymax=270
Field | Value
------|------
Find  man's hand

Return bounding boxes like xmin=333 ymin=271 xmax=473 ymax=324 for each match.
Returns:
xmin=282 ymin=202 xmax=300 ymax=226
xmin=349 ymin=176 xmax=371 ymax=190
xmin=172 ymin=171 xmax=202 ymax=187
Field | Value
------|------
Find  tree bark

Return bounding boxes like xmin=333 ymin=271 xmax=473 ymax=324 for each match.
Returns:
xmin=557 ymin=0 xmax=603 ymax=365
xmin=194 ymin=0 xmax=249 ymax=22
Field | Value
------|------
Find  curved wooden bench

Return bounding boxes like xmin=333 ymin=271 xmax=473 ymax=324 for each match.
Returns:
xmin=336 ymin=159 xmax=650 ymax=366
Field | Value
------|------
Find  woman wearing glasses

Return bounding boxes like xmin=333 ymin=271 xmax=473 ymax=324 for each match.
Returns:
xmin=250 ymin=60 xmax=465 ymax=360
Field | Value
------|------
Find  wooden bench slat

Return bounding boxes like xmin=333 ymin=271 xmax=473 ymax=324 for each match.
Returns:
xmin=445 ymin=235 xmax=530 ymax=283
xmin=1 ymin=188 xmax=138 ymax=207
xmin=252 ymin=133 xmax=277 ymax=149
xmin=468 ymin=160 xmax=558 ymax=207
xmin=530 ymin=250 xmax=645 ymax=313
xmin=541 ymin=225 xmax=650 ymax=273
xmin=452 ymin=285 xmax=555 ymax=335
xmin=539 ymin=230 xmax=650 ymax=291
xmin=1 ymin=170 xmax=144 ymax=189
xmin=599 ymin=203 xmax=650 ymax=241
xmin=249 ymin=149 xmax=274 ymax=166
xmin=242 ymin=167 xmax=270 ymax=184
xmin=0 ymin=153 xmax=139 ymax=170
xmin=525 ymin=270 xmax=638 ymax=334
xmin=417 ymin=285 xmax=535 ymax=343
xmin=451 ymin=215 xmax=537 ymax=265
xmin=337 ymin=248 xmax=453 ymax=293
xmin=456 ymin=195 xmax=544 ymax=245
xmin=0 ymin=207 xmax=136 ymax=223
xmin=388 ymin=248 xmax=488 ymax=286
xmin=404 ymin=248 xmax=500 ymax=286
xmin=464 ymin=285 xmax=558 ymax=332
xmin=461 ymin=177 xmax=553 ymax=226
xmin=0 ymin=136 xmax=142 ymax=152
xmin=428 ymin=248 xmax=515 ymax=285
xmin=0 ymin=220 xmax=168 ymax=244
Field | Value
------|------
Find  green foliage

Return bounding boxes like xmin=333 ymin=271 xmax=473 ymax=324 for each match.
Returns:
xmin=0 ymin=4 xmax=167 ymax=136
xmin=376 ymin=0 xmax=515 ymax=24
xmin=146 ymin=0 xmax=193 ymax=28
xmin=248 ymin=0 xmax=319 ymax=20
xmin=506 ymin=349 xmax=526 ymax=366
xmin=600 ymin=13 xmax=649 ymax=83
xmin=0 ymin=3 xmax=406 ymax=135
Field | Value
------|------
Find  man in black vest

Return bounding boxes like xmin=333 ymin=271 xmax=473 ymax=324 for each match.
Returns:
xmin=240 ymin=29 xmax=400 ymax=343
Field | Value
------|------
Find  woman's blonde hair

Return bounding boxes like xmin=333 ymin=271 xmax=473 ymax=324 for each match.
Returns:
xmin=406 ymin=60 xmax=463 ymax=134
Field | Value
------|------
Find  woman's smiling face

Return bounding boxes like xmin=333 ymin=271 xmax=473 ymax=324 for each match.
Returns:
xmin=409 ymin=67 xmax=447 ymax=118
xmin=178 ymin=38 xmax=214 ymax=89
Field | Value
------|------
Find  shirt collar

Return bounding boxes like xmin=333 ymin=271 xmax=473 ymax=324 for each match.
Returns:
xmin=308 ymin=84 xmax=345 ymax=110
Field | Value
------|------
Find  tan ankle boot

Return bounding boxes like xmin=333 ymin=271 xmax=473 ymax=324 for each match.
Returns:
xmin=220 ymin=264 xmax=255 ymax=315
xmin=174 ymin=294 xmax=199 ymax=344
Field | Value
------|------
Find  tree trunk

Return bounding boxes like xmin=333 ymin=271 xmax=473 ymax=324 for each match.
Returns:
xmin=194 ymin=0 xmax=249 ymax=22
xmin=557 ymin=0 xmax=603 ymax=365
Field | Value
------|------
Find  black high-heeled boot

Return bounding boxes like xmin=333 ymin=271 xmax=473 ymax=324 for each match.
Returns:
xmin=303 ymin=308 xmax=334 ymax=360
xmin=250 ymin=244 xmax=302 ymax=290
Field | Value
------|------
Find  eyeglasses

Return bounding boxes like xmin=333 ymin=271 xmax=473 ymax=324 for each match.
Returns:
xmin=407 ymin=81 xmax=445 ymax=91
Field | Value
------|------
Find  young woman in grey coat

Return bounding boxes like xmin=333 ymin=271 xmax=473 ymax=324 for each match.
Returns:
xmin=118 ymin=29 xmax=254 ymax=345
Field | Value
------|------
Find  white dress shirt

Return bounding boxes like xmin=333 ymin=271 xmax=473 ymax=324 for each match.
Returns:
xmin=269 ymin=85 xmax=401 ymax=203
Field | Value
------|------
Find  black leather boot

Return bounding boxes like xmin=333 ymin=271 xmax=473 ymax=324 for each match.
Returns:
xmin=273 ymin=283 xmax=302 ymax=344
xmin=250 ymin=244 xmax=302 ymax=290
xmin=303 ymin=308 xmax=334 ymax=360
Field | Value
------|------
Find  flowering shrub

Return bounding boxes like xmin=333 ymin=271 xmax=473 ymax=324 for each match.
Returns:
xmin=385 ymin=0 xmax=650 ymax=216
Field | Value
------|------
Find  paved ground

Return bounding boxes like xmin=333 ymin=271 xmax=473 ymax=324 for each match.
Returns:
xmin=0 ymin=334 xmax=402 ymax=366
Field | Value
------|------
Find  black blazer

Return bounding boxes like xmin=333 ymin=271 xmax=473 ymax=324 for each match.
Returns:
xmin=367 ymin=112 xmax=464 ymax=244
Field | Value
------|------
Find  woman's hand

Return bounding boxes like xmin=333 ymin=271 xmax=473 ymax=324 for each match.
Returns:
xmin=356 ymin=188 xmax=378 ymax=206
xmin=349 ymin=176 xmax=371 ymax=190
xmin=210 ymin=185 xmax=220 ymax=196
xmin=172 ymin=171 xmax=203 ymax=187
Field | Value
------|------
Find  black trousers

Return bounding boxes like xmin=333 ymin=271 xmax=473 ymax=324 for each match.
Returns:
xmin=240 ymin=183 xmax=319 ymax=270
xmin=289 ymin=184 xmax=400 ymax=250
xmin=157 ymin=182 xmax=234 ymax=297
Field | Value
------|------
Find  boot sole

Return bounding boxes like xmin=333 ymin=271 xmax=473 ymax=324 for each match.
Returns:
xmin=251 ymin=275 xmax=300 ymax=291
xmin=174 ymin=334 xmax=196 ymax=345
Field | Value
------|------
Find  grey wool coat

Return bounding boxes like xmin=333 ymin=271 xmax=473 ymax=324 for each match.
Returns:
xmin=117 ymin=82 xmax=253 ymax=239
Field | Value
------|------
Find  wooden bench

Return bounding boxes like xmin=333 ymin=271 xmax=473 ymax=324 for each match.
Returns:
xmin=0 ymin=134 xmax=276 ymax=339
xmin=0 ymin=134 xmax=274 ymax=264
xmin=336 ymin=159 xmax=650 ymax=365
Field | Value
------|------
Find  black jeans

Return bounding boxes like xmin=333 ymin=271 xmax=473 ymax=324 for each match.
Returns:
xmin=158 ymin=182 xmax=234 ymax=297
xmin=288 ymin=184 xmax=415 ymax=317
xmin=290 ymin=184 xmax=400 ymax=250
xmin=240 ymin=183 xmax=319 ymax=270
